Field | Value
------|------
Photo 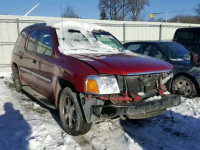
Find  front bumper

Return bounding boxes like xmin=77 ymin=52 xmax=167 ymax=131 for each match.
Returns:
xmin=95 ymin=94 xmax=181 ymax=117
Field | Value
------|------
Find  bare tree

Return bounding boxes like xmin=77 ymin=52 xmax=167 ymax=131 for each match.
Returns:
xmin=119 ymin=0 xmax=131 ymax=20
xmin=100 ymin=8 xmax=108 ymax=20
xmin=61 ymin=4 xmax=79 ymax=18
xmin=195 ymin=4 xmax=200 ymax=16
xmin=99 ymin=0 xmax=132 ymax=20
xmin=99 ymin=0 xmax=149 ymax=21
xmin=128 ymin=0 xmax=149 ymax=21
xmin=169 ymin=15 xmax=200 ymax=24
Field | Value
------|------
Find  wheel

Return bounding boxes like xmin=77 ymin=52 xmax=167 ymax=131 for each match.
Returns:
xmin=59 ymin=87 xmax=92 ymax=136
xmin=13 ymin=66 xmax=22 ymax=92
xmin=171 ymin=76 xmax=197 ymax=98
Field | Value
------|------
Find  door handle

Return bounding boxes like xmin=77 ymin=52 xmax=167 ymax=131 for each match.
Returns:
xmin=19 ymin=51 xmax=24 ymax=59
xmin=19 ymin=51 xmax=24 ymax=55
xmin=33 ymin=59 xmax=36 ymax=64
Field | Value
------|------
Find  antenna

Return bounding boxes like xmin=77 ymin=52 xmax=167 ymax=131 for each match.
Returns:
xmin=24 ymin=3 xmax=39 ymax=16
xmin=60 ymin=3 xmax=65 ymax=48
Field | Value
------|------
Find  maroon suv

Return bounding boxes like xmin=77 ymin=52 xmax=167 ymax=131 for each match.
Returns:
xmin=12 ymin=21 xmax=181 ymax=135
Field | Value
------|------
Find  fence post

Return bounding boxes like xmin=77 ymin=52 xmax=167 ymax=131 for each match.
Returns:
xmin=159 ymin=24 xmax=162 ymax=41
xmin=123 ymin=23 xmax=126 ymax=43
xmin=16 ymin=18 xmax=20 ymax=35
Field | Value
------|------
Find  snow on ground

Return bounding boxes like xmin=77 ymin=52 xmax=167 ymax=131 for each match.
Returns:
xmin=0 ymin=72 xmax=200 ymax=150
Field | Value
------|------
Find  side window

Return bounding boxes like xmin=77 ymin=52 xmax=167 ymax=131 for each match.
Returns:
xmin=26 ymin=30 xmax=39 ymax=52
xmin=149 ymin=45 xmax=163 ymax=59
xmin=127 ymin=44 xmax=142 ymax=53
xmin=142 ymin=44 xmax=152 ymax=56
xmin=15 ymin=31 xmax=27 ymax=48
xmin=36 ymin=29 xmax=53 ymax=56
xmin=176 ymin=31 xmax=194 ymax=42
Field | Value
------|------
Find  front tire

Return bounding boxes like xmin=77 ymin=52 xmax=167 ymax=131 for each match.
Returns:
xmin=59 ymin=87 xmax=92 ymax=136
xmin=171 ymin=76 xmax=197 ymax=98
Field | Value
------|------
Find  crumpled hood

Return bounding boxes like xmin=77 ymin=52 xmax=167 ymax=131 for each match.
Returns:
xmin=71 ymin=53 xmax=173 ymax=75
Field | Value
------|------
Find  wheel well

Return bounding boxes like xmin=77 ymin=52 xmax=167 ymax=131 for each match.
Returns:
xmin=56 ymin=78 xmax=77 ymax=107
xmin=12 ymin=62 xmax=18 ymax=74
xmin=56 ymin=78 xmax=88 ymax=122
xmin=12 ymin=62 xmax=18 ymax=68
xmin=57 ymin=78 xmax=76 ymax=92
xmin=173 ymin=73 xmax=200 ymax=94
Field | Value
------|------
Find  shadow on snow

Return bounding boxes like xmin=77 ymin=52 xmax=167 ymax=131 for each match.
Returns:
xmin=120 ymin=110 xmax=200 ymax=150
xmin=0 ymin=103 xmax=31 ymax=150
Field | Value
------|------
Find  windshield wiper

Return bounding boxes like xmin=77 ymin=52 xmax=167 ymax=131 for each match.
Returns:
xmin=70 ymin=48 xmax=98 ymax=52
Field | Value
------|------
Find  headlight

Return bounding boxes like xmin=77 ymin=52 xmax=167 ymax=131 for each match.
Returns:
xmin=86 ymin=75 xmax=120 ymax=95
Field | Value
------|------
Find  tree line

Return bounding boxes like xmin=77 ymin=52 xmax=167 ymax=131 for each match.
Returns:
xmin=61 ymin=1 xmax=200 ymax=24
xmin=152 ymin=4 xmax=200 ymax=24
xmin=61 ymin=0 xmax=149 ymax=21
xmin=99 ymin=0 xmax=149 ymax=21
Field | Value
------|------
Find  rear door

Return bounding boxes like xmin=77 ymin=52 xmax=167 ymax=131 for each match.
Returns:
xmin=19 ymin=29 xmax=39 ymax=87
xmin=12 ymin=31 xmax=28 ymax=71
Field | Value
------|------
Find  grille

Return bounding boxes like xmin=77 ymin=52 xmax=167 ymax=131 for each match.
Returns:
xmin=125 ymin=74 xmax=160 ymax=94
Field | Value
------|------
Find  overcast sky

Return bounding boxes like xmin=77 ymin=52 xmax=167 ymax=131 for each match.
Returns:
xmin=0 ymin=0 xmax=199 ymax=20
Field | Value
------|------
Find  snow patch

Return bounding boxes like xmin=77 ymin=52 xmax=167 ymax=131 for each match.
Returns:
xmin=0 ymin=77 xmax=200 ymax=150
xmin=48 ymin=21 xmax=105 ymax=32
xmin=145 ymin=96 xmax=162 ymax=102
xmin=137 ymin=92 xmax=145 ymax=96
xmin=164 ymin=91 xmax=171 ymax=95
xmin=0 ymin=72 xmax=11 ymax=78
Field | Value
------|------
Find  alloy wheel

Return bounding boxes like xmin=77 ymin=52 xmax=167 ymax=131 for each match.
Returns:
xmin=174 ymin=79 xmax=192 ymax=96
xmin=62 ymin=96 xmax=76 ymax=128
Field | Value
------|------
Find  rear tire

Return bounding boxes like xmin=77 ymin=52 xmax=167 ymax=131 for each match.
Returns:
xmin=13 ymin=66 xmax=22 ymax=92
xmin=172 ymin=76 xmax=197 ymax=98
xmin=59 ymin=87 xmax=92 ymax=136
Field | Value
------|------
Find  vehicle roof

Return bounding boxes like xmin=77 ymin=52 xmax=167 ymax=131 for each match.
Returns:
xmin=22 ymin=23 xmax=47 ymax=31
xmin=48 ymin=21 xmax=105 ymax=32
xmin=124 ymin=41 xmax=176 ymax=45
xmin=175 ymin=27 xmax=200 ymax=31
xmin=22 ymin=21 xmax=106 ymax=33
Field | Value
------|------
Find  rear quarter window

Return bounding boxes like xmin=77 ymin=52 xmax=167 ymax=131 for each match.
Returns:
xmin=175 ymin=30 xmax=199 ymax=42
xmin=26 ymin=30 xmax=39 ymax=52
xmin=14 ymin=31 xmax=27 ymax=48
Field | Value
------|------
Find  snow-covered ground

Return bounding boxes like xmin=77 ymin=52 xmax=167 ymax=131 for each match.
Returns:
xmin=0 ymin=72 xmax=200 ymax=150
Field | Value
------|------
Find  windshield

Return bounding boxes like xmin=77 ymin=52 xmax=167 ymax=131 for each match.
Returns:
xmin=57 ymin=29 xmax=124 ymax=54
xmin=158 ymin=42 xmax=190 ymax=61
xmin=93 ymin=32 xmax=124 ymax=51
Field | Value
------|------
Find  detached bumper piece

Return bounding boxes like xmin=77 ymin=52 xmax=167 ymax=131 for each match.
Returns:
xmin=95 ymin=94 xmax=181 ymax=118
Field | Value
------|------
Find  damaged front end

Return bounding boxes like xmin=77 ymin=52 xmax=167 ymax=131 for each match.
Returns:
xmin=80 ymin=71 xmax=181 ymax=123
